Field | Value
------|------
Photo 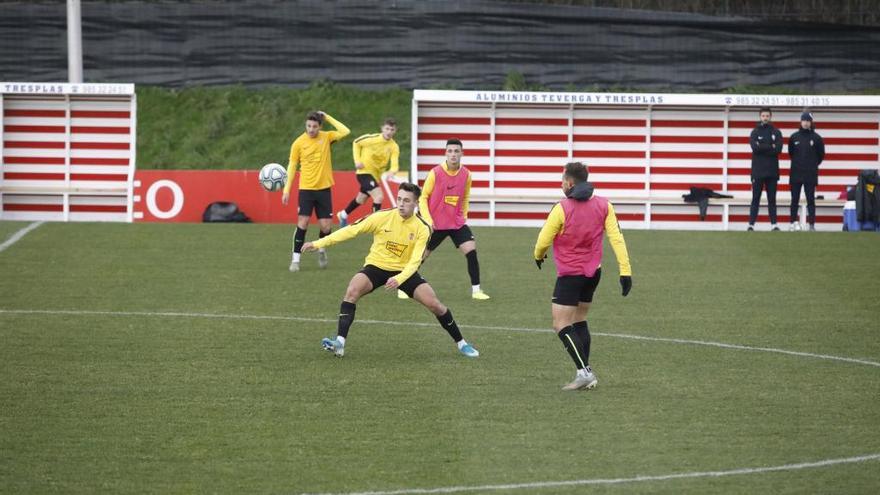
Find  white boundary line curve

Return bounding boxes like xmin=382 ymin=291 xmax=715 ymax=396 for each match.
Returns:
xmin=300 ymin=453 xmax=880 ymax=495
xmin=0 ymin=221 xmax=44 ymax=253
xmin=2 ymin=307 xmax=879 ymax=494
xmin=1 ymin=308 xmax=878 ymax=368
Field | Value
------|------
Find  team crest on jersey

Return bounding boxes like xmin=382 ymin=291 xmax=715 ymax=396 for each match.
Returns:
xmin=385 ymin=241 xmax=407 ymax=257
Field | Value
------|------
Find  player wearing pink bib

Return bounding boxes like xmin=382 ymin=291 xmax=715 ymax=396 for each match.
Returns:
xmin=407 ymin=138 xmax=490 ymax=301
xmin=534 ymin=162 xmax=633 ymax=391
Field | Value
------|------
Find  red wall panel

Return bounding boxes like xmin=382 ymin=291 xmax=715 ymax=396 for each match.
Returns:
xmin=133 ymin=170 xmax=396 ymax=223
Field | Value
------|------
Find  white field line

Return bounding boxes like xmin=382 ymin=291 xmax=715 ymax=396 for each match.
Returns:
xmin=0 ymin=221 xmax=44 ymax=253
xmin=1 ymin=307 xmax=879 ymax=492
xmin=300 ymin=453 xmax=880 ymax=495
xmin=1 ymin=308 xmax=878 ymax=368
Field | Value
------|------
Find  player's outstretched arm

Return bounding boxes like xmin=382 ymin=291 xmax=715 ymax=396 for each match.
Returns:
xmin=311 ymin=212 xmax=378 ymax=251
xmin=282 ymin=140 xmax=300 ymax=203
xmin=352 ymin=133 xmax=368 ymax=169
xmin=604 ymin=203 xmax=633 ymax=296
xmin=462 ymin=173 xmax=473 ymax=220
xmin=534 ymin=203 xmax=563 ymax=267
xmin=321 ymin=112 xmax=350 ymax=140
xmin=418 ymin=170 xmax=437 ymax=226
xmin=389 ymin=224 xmax=430 ymax=288
xmin=388 ymin=142 xmax=400 ymax=174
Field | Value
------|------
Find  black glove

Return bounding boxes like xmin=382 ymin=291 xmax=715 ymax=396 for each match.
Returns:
xmin=620 ymin=276 xmax=632 ymax=297
xmin=535 ymin=256 xmax=545 ymax=270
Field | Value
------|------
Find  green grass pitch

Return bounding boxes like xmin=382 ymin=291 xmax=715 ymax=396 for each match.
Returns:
xmin=1 ymin=221 xmax=879 ymax=494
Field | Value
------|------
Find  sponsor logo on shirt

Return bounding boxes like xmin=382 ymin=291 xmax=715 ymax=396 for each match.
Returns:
xmin=444 ymin=195 xmax=459 ymax=207
xmin=385 ymin=240 xmax=408 ymax=258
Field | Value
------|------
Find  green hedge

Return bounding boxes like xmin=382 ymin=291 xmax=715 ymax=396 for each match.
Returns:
xmin=136 ymin=82 xmax=412 ymax=170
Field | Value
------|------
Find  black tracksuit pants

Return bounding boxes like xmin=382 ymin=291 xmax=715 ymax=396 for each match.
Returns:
xmin=790 ymin=181 xmax=817 ymax=225
xmin=749 ymin=178 xmax=778 ymax=225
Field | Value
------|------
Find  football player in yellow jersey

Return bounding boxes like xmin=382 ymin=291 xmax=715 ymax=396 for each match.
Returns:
xmin=281 ymin=110 xmax=350 ymax=272
xmin=336 ymin=118 xmax=400 ymax=227
xmin=302 ymin=182 xmax=480 ymax=359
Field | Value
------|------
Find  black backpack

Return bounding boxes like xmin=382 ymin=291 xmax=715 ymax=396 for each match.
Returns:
xmin=202 ymin=202 xmax=252 ymax=223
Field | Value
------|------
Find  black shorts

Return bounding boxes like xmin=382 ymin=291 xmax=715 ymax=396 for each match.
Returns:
xmin=553 ymin=268 xmax=602 ymax=306
xmin=356 ymin=174 xmax=379 ymax=194
xmin=298 ymin=188 xmax=332 ymax=219
xmin=359 ymin=264 xmax=428 ymax=298
xmin=426 ymin=225 xmax=475 ymax=251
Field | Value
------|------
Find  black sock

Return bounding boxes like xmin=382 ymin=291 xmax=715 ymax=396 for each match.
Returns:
xmin=465 ymin=250 xmax=480 ymax=286
xmin=372 ymin=202 xmax=382 ymax=212
xmin=344 ymin=199 xmax=360 ymax=215
xmin=337 ymin=301 xmax=356 ymax=339
xmin=573 ymin=320 xmax=591 ymax=366
xmin=558 ymin=325 xmax=588 ymax=370
xmin=319 ymin=228 xmax=331 ymax=239
xmin=436 ymin=309 xmax=463 ymax=343
xmin=293 ymin=227 xmax=307 ymax=253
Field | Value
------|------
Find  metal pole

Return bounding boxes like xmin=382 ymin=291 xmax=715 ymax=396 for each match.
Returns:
xmin=67 ymin=0 xmax=83 ymax=83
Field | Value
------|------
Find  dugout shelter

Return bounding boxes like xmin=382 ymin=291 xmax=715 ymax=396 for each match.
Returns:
xmin=411 ymin=90 xmax=880 ymax=231
xmin=0 ymin=82 xmax=136 ymax=222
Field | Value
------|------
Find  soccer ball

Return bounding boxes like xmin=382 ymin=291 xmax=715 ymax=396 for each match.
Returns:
xmin=259 ymin=163 xmax=287 ymax=192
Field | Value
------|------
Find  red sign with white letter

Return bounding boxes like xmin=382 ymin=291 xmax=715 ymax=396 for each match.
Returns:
xmin=133 ymin=170 xmax=392 ymax=223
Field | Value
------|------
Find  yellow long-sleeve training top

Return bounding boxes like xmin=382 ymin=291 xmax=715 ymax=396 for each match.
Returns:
xmin=312 ymin=209 xmax=432 ymax=284
xmin=534 ymin=201 xmax=632 ymax=276
xmin=283 ymin=114 xmax=350 ymax=193
xmin=417 ymin=161 xmax=472 ymax=227
xmin=352 ymin=133 xmax=400 ymax=182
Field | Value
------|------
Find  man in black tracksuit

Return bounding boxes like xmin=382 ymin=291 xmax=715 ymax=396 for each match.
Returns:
xmin=788 ymin=112 xmax=825 ymax=231
xmin=748 ymin=107 xmax=784 ymax=231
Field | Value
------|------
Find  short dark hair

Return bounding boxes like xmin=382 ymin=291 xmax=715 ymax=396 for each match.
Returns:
xmin=307 ymin=111 xmax=324 ymax=124
xmin=563 ymin=162 xmax=589 ymax=183
xmin=399 ymin=182 xmax=422 ymax=199
xmin=383 ymin=118 xmax=397 ymax=128
xmin=759 ymin=107 xmax=772 ymax=115
xmin=446 ymin=138 xmax=463 ymax=149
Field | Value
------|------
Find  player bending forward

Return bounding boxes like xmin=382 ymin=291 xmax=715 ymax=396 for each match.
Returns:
xmin=534 ymin=162 xmax=632 ymax=391
xmin=336 ymin=118 xmax=400 ymax=226
xmin=303 ymin=182 xmax=480 ymax=359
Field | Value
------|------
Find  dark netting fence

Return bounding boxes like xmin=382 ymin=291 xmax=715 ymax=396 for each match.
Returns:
xmin=2 ymin=0 xmax=879 ymax=90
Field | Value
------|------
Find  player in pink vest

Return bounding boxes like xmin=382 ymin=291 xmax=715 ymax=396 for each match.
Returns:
xmin=534 ymin=162 xmax=632 ymax=391
xmin=400 ymin=138 xmax=490 ymax=300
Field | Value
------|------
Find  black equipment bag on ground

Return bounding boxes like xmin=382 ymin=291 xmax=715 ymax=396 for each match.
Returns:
xmin=202 ymin=202 xmax=252 ymax=223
